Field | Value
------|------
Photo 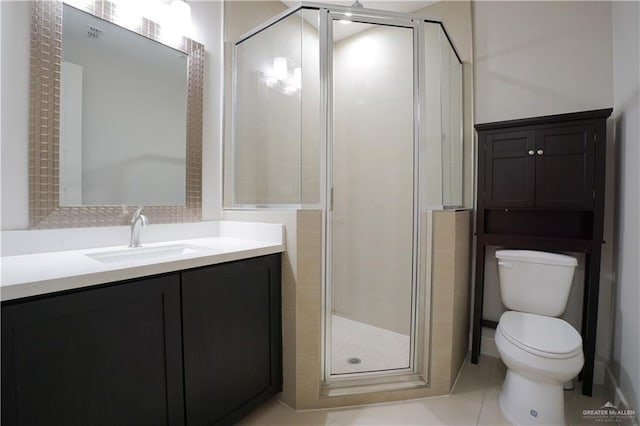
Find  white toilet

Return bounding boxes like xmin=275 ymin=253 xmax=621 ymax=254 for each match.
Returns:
xmin=494 ymin=250 xmax=583 ymax=426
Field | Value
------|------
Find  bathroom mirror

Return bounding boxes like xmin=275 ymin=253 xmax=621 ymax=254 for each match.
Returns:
xmin=29 ymin=0 xmax=204 ymax=228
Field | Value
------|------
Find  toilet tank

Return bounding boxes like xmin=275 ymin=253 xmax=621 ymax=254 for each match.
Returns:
xmin=496 ymin=250 xmax=578 ymax=317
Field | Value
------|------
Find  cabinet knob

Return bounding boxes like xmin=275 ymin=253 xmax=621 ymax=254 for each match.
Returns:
xmin=528 ymin=150 xmax=535 ymax=156
xmin=537 ymin=149 xmax=544 ymax=155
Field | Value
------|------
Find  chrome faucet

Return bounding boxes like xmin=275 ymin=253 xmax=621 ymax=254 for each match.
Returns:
xmin=129 ymin=207 xmax=149 ymax=248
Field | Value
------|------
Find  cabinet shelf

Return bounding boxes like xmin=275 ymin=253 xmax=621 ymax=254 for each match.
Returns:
xmin=482 ymin=209 xmax=594 ymax=240
xmin=481 ymin=233 xmax=594 ymax=252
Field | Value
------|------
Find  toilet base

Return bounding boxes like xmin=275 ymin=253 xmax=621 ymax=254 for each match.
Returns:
xmin=499 ymin=370 xmax=566 ymax=426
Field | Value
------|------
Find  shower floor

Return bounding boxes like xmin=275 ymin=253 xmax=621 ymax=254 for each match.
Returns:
xmin=330 ymin=315 xmax=411 ymax=375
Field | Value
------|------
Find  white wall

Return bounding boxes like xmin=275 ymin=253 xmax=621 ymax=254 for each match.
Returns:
xmin=472 ymin=1 xmax=616 ymax=371
xmin=474 ymin=1 xmax=613 ymax=123
xmin=190 ymin=0 xmax=224 ymax=221
xmin=0 ymin=1 xmax=30 ymax=230
xmin=0 ymin=0 xmax=223 ymax=229
xmin=611 ymin=0 xmax=640 ymax=414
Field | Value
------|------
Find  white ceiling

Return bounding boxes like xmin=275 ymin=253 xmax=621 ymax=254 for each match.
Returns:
xmin=281 ymin=1 xmax=439 ymax=14
xmin=280 ymin=0 xmax=439 ymax=41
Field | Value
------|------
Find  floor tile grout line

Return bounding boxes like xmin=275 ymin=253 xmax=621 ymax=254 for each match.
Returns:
xmin=475 ymin=385 xmax=491 ymax=426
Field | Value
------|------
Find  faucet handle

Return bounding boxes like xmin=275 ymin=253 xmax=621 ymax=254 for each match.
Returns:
xmin=131 ymin=206 xmax=145 ymax=224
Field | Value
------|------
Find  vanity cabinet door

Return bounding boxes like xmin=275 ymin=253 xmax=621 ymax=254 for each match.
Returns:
xmin=1 ymin=275 xmax=185 ymax=426
xmin=182 ymin=254 xmax=282 ymax=426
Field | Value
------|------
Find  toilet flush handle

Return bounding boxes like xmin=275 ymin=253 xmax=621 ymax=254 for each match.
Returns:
xmin=498 ymin=261 xmax=513 ymax=269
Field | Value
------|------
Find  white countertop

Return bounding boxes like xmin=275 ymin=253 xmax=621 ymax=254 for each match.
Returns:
xmin=0 ymin=222 xmax=285 ymax=302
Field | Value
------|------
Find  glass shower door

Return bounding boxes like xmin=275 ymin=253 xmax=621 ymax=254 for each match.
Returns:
xmin=327 ymin=16 xmax=416 ymax=377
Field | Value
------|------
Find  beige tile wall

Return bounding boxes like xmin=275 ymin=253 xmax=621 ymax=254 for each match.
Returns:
xmin=429 ymin=209 xmax=472 ymax=390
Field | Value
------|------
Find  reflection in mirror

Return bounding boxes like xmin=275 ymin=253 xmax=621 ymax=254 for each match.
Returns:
xmin=29 ymin=0 xmax=204 ymax=229
xmin=60 ymin=4 xmax=188 ymax=206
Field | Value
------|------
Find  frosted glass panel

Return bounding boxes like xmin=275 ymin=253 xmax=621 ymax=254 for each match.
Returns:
xmin=441 ymin=35 xmax=463 ymax=208
xmin=234 ymin=13 xmax=302 ymax=205
xmin=422 ymin=23 xmax=463 ymax=209
xmin=232 ymin=10 xmax=320 ymax=207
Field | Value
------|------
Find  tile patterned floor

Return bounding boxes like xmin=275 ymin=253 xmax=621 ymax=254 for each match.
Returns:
xmin=238 ymin=354 xmax=627 ymax=425
xmin=331 ymin=315 xmax=411 ymax=375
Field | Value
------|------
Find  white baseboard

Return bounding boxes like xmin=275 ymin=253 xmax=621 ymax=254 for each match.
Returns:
xmin=604 ymin=365 xmax=639 ymax=425
xmin=480 ymin=332 xmax=500 ymax=358
xmin=594 ymin=361 xmax=606 ymax=386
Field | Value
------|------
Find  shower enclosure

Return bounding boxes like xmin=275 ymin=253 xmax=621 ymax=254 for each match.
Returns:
xmin=226 ymin=2 xmax=463 ymax=387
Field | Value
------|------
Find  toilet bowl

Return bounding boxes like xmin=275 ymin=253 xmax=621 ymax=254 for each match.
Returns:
xmin=494 ymin=250 xmax=582 ymax=426
xmin=495 ymin=311 xmax=583 ymax=425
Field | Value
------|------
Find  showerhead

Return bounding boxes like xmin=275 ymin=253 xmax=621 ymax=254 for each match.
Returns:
xmin=351 ymin=0 xmax=364 ymax=8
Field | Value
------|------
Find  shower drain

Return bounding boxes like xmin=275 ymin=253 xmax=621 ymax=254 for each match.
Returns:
xmin=347 ymin=357 xmax=362 ymax=365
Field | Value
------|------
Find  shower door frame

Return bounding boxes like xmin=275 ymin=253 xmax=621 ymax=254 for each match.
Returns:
xmin=321 ymin=7 xmax=424 ymax=385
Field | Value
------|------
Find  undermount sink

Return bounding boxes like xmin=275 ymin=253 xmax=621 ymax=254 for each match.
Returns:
xmin=86 ymin=243 xmax=209 ymax=264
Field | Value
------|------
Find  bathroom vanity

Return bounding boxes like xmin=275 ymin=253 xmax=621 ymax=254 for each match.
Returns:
xmin=1 ymin=230 xmax=283 ymax=426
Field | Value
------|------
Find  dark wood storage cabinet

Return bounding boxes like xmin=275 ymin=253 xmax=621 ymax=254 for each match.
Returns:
xmin=1 ymin=254 xmax=282 ymax=426
xmin=472 ymin=109 xmax=612 ymax=397
xmin=483 ymin=124 xmax=595 ymax=209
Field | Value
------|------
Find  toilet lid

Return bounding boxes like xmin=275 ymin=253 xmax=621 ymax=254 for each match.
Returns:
xmin=498 ymin=311 xmax=582 ymax=359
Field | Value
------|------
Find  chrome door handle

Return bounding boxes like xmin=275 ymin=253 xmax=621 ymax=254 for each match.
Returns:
xmin=537 ymin=149 xmax=544 ymax=155
xmin=528 ymin=150 xmax=535 ymax=156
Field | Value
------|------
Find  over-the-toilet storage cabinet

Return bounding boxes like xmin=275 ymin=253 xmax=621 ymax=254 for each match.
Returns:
xmin=471 ymin=108 xmax=612 ymax=397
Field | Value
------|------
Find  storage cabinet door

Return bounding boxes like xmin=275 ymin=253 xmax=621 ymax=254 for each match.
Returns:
xmin=483 ymin=130 xmax=536 ymax=207
xmin=182 ymin=254 xmax=282 ymax=426
xmin=535 ymin=124 xmax=595 ymax=209
xmin=1 ymin=275 xmax=185 ymax=426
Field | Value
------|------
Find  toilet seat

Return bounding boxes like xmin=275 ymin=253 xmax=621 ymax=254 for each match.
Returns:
xmin=498 ymin=311 xmax=582 ymax=359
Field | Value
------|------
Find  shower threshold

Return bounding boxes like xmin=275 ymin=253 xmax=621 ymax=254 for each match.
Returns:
xmin=323 ymin=315 xmax=428 ymax=396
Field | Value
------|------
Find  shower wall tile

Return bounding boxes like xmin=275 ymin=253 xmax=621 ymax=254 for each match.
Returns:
xmin=431 ymin=209 xmax=472 ymax=387
xmin=294 ymin=209 xmax=323 ymax=407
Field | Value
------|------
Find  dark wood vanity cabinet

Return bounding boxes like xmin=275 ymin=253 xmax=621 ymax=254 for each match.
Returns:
xmin=1 ymin=254 xmax=282 ymax=426
xmin=1 ymin=274 xmax=185 ymax=426
xmin=472 ymin=109 xmax=612 ymax=397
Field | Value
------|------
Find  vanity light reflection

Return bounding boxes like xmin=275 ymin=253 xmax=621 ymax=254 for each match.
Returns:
xmin=262 ymin=57 xmax=302 ymax=96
